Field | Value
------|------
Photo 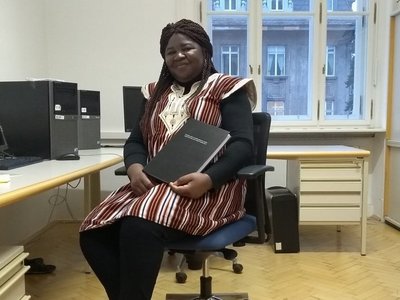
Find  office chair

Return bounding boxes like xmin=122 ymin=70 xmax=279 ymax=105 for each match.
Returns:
xmin=115 ymin=112 xmax=273 ymax=299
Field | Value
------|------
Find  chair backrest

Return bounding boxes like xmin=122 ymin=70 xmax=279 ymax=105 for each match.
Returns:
xmin=243 ymin=112 xmax=272 ymax=243
xmin=251 ymin=112 xmax=271 ymax=166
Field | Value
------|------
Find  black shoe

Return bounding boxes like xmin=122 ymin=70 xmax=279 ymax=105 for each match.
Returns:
xmin=25 ymin=258 xmax=56 ymax=274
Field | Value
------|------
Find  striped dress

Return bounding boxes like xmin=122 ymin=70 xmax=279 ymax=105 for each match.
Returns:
xmin=80 ymin=73 xmax=256 ymax=236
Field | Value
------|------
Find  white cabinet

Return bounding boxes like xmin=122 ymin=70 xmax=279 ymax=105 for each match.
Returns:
xmin=0 ymin=246 xmax=30 ymax=300
xmin=287 ymin=159 xmax=365 ymax=225
xmin=268 ymin=145 xmax=370 ymax=255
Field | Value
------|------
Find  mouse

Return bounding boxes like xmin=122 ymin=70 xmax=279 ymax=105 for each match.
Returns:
xmin=56 ymin=153 xmax=80 ymax=160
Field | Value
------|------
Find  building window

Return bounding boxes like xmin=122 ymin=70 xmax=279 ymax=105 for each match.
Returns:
xmin=212 ymin=0 xmax=247 ymax=11
xmin=325 ymin=99 xmax=335 ymax=116
xmin=221 ymin=45 xmax=240 ymax=75
xmin=263 ymin=0 xmax=293 ymax=12
xmin=326 ymin=46 xmax=336 ymax=77
xmin=272 ymin=0 xmax=283 ymax=11
xmin=267 ymin=100 xmax=285 ymax=116
xmin=267 ymin=46 xmax=285 ymax=76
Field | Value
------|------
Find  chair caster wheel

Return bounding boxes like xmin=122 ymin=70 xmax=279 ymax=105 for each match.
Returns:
xmin=233 ymin=263 xmax=243 ymax=274
xmin=176 ymin=272 xmax=187 ymax=283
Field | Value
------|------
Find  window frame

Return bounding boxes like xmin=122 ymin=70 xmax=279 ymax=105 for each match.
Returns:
xmin=267 ymin=45 xmax=286 ymax=76
xmin=325 ymin=46 xmax=336 ymax=77
xmin=221 ymin=44 xmax=240 ymax=75
xmin=202 ymin=0 xmax=378 ymax=131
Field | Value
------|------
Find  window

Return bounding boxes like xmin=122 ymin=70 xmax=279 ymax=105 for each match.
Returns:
xmin=325 ymin=99 xmax=335 ymax=116
xmin=271 ymin=0 xmax=283 ymax=10
xmin=263 ymin=0 xmax=294 ymax=12
xmin=326 ymin=46 xmax=335 ymax=77
xmin=267 ymin=46 xmax=285 ymax=76
xmin=212 ymin=0 xmax=247 ymax=11
xmin=204 ymin=0 xmax=374 ymax=128
xmin=267 ymin=100 xmax=285 ymax=115
xmin=221 ymin=45 xmax=240 ymax=75
xmin=206 ymin=1 xmax=249 ymax=79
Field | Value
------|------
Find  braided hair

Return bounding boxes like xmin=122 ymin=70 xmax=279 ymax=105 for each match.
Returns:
xmin=140 ymin=19 xmax=218 ymax=141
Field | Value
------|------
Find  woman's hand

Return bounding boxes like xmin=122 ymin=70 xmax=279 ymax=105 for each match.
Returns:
xmin=169 ymin=173 xmax=213 ymax=199
xmin=126 ymin=163 xmax=155 ymax=196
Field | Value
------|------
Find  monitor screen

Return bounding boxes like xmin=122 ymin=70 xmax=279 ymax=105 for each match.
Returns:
xmin=122 ymin=86 xmax=146 ymax=132
xmin=0 ymin=125 xmax=8 ymax=152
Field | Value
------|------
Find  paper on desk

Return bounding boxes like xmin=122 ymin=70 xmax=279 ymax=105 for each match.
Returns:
xmin=0 ymin=174 xmax=11 ymax=183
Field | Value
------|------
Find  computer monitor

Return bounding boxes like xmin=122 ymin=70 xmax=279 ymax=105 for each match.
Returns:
xmin=0 ymin=125 xmax=9 ymax=153
xmin=122 ymin=86 xmax=146 ymax=132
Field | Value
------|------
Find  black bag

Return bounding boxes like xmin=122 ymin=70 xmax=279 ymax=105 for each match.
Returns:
xmin=265 ymin=186 xmax=300 ymax=253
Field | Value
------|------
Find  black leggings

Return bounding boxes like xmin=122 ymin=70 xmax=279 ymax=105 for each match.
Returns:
xmin=79 ymin=216 xmax=188 ymax=300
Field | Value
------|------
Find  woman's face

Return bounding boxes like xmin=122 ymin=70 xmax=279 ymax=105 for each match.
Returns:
xmin=164 ymin=33 xmax=204 ymax=84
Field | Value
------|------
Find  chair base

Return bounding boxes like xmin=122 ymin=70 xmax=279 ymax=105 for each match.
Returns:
xmin=166 ymin=292 xmax=249 ymax=300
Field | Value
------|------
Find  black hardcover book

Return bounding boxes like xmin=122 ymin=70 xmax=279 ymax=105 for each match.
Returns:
xmin=143 ymin=118 xmax=231 ymax=183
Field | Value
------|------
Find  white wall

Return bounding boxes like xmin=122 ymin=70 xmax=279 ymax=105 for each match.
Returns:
xmin=0 ymin=0 xmax=190 ymax=244
xmin=0 ymin=0 xmax=48 ymax=80
xmin=43 ymin=0 xmax=191 ymax=137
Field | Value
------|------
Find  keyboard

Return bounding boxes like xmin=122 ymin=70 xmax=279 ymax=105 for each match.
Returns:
xmin=0 ymin=156 xmax=43 ymax=170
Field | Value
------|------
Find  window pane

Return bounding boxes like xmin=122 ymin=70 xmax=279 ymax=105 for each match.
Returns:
xmin=207 ymin=15 xmax=249 ymax=78
xmin=326 ymin=46 xmax=335 ymax=76
xmin=262 ymin=16 xmax=313 ymax=120
xmin=325 ymin=16 xmax=367 ymax=120
xmin=221 ymin=45 xmax=240 ymax=75
xmin=222 ymin=53 xmax=229 ymax=73
xmin=232 ymin=54 xmax=239 ymax=75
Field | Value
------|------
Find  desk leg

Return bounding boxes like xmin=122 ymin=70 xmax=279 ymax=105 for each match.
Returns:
xmin=82 ymin=172 xmax=100 ymax=274
xmin=360 ymin=159 xmax=369 ymax=256
xmin=83 ymin=172 xmax=101 ymax=217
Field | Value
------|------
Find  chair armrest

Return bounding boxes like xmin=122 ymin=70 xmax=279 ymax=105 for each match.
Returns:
xmin=115 ymin=166 xmax=127 ymax=176
xmin=237 ymin=164 xmax=275 ymax=179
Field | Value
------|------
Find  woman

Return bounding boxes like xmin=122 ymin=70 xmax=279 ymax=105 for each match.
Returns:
xmin=79 ymin=19 xmax=256 ymax=300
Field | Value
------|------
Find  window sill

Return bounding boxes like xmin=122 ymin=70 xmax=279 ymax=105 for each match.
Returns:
xmin=270 ymin=127 xmax=386 ymax=136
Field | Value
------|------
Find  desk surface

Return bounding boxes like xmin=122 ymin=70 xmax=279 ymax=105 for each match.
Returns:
xmin=0 ymin=145 xmax=370 ymax=207
xmin=0 ymin=148 xmax=123 ymax=208
xmin=268 ymin=145 xmax=370 ymax=160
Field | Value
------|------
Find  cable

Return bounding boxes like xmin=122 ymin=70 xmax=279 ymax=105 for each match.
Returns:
xmin=47 ymin=180 xmax=81 ymax=224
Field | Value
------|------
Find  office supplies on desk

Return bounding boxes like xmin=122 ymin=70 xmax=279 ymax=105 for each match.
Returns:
xmin=0 ymin=174 xmax=10 ymax=183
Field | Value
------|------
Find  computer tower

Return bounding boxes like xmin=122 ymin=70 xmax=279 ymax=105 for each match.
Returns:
xmin=266 ymin=186 xmax=300 ymax=253
xmin=78 ymin=90 xmax=101 ymax=149
xmin=0 ymin=80 xmax=79 ymax=159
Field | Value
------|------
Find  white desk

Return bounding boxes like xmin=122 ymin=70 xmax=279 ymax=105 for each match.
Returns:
xmin=0 ymin=148 xmax=123 ymax=215
xmin=267 ymin=145 xmax=370 ymax=255
xmin=0 ymin=148 xmax=122 ymax=299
